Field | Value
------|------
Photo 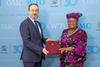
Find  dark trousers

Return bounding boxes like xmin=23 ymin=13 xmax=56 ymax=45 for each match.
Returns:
xmin=23 ymin=61 xmax=42 ymax=67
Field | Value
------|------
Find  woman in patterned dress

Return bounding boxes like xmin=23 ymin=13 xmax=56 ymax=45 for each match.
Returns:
xmin=60 ymin=13 xmax=87 ymax=67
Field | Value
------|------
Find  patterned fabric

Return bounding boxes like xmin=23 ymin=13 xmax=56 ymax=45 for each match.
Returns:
xmin=60 ymin=28 xmax=87 ymax=67
xmin=66 ymin=13 xmax=82 ymax=21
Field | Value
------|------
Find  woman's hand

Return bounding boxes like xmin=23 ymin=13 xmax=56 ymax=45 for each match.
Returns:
xmin=59 ymin=47 xmax=73 ymax=54
xmin=67 ymin=47 xmax=73 ymax=51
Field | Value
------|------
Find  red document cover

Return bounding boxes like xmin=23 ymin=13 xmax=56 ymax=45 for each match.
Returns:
xmin=45 ymin=41 xmax=61 ymax=55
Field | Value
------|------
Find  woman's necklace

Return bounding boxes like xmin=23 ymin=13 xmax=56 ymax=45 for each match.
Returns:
xmin=67 ymin=27 xmax=78 ymax=37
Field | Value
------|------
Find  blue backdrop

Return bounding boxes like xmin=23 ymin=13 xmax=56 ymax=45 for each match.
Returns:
xmin=0 ymin=0 xmax=100 ymax=67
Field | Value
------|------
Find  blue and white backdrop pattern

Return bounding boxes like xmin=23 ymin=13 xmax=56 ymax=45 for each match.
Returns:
xmin=0 ymin=0 xmax=100 ymax=67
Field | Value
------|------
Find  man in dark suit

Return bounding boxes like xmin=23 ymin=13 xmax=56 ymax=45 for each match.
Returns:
xmin=20 ymin=3 xmax=50 ymax=67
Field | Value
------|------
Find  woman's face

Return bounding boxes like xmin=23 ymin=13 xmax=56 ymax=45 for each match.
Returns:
xmin=67 ymin=18 xmax=78 ymax=29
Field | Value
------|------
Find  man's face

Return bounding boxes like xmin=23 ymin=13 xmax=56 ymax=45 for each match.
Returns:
xmin=28 ymin=5 xmax=39 ymax=20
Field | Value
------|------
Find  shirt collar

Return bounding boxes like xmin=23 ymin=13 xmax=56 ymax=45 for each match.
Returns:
xmin=28 ymin=16 xmax=35 ymax=23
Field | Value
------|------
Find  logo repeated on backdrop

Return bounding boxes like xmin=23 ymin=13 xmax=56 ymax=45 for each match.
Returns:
xmin=0 ymin=0 xmax=99 ymax=7
xmin=0 ymin=44 xmax=8 ymax=54
xmin=49 ymin=0 xmax=78 ymax=7
xmin=27 ymin=0 xmax=45 ymax=5
xmin=11 ymin=45 xmax=22 ymax=54
xmin=87 ymin=45 xmax=100 ymax=54
xmin=0 ymin=0 xmax=45 ymax=7
xmin=96 ymin=22 xmax=100 ymax=31
xmin=5 ymin=0 xmax=79 ymax=7
xmin=63 ymin=0 xmax=78 ymax=6
xmin=0 ymin=44 xmax=22 ymax=54
xmin=1 ymin=44 xmax=100 ymax=55
xmin=0 ymin=24 xmax=15 ymax=30
xmin=50 ymin=0 xmax=59 ymax=7
xmin=79 ymin=23 xmax=92 ymax=29
xmin=6 ymin=0 xmax=27 ymax=6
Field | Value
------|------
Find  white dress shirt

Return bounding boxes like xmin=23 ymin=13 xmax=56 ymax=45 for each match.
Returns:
xmin=28 ymin=16 xmax=42 ymax=35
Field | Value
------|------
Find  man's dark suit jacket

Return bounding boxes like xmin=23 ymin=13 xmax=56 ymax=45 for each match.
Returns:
xmin=20 ymin=17 xmax=46 ymax=62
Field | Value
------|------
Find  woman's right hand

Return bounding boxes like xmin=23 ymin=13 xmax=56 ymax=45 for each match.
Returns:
xmin=59 ymin=48 xmax=68 ymax=54
xmin=59 ymin=47 xmax=73 ymax=54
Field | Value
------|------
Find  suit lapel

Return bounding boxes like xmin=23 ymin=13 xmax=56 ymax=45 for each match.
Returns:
xmin=27 ymin=17 xmax=42 ymax=37
xmin=37 ymin=21 xmax=43 ymax=35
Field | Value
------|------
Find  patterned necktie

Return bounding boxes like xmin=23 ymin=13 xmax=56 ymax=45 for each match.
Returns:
xmin=34 ymin=21 xmax=39 ymax=30
xmin=34 ymin=21 xmax=41 ymax=35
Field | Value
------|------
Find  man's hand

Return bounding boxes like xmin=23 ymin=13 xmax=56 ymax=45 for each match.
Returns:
xmin=59 ymin=48 xmax=65 ymax=54
xmin=46 ymin=38 xmax=52 ymax=42
xmin=42 ymin=48 xmax=49 ymax=55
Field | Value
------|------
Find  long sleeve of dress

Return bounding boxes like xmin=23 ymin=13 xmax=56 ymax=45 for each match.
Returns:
xmin=73 ymin=31 xmax=87 ymax=56
xmin=61 ymin=29 xmax=67 ymax=48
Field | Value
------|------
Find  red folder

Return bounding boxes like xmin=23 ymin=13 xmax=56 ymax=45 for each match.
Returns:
xmin=45 ymin=41 xmax=61 ymax=55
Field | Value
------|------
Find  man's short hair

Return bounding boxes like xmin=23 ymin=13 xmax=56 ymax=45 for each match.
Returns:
xmin=28 ymin=3 xmax=39 ymax=10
